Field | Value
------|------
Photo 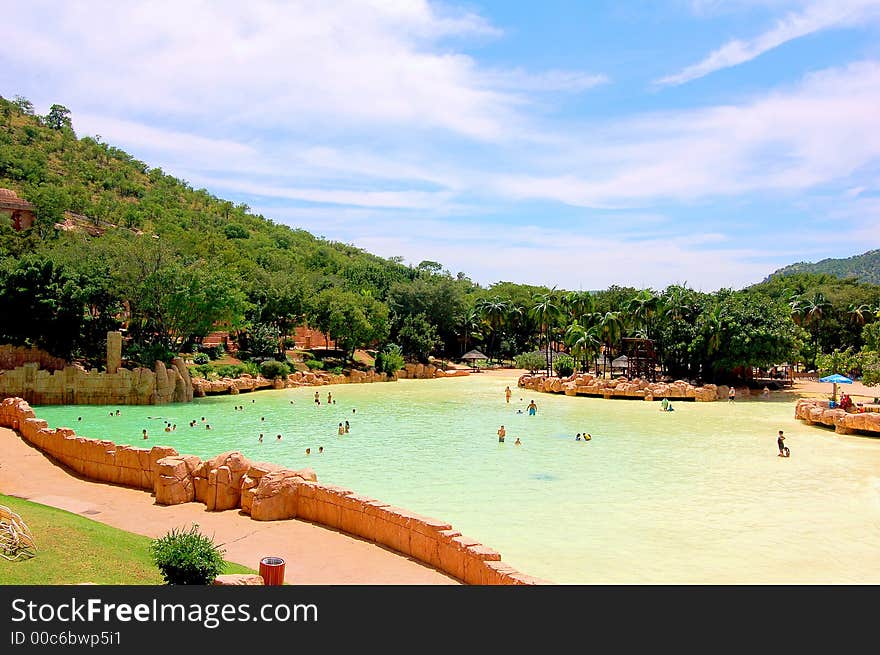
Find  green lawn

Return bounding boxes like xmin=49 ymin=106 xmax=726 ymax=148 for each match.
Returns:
xmin=0 ymin=494 xmax=255 ymax=585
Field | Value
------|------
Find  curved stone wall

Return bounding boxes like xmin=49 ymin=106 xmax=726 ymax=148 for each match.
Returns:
xmin=794 ymin=398 xmax=880 ymax=435
xmin=0 ymin=397 xmax=545 ymax=585
xmin=518 ymin=372 xmax=729 ymax=401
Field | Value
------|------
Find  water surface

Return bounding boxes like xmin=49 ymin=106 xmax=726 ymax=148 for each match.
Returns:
xmin=36 ymin=374 xmax=880 ymax=583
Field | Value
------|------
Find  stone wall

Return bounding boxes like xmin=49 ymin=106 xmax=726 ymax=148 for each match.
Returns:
xmin=794 ymin=398 xmax=880 ymax=435
xmin=518 ymin=372 xmax=732 ymax=402
xmin=396 ymin=363 xmax=470 ymax=379
xmin=0 ymin=397 xmax=545 ymax=585
xmin=0 ymin=357 xmax=193 ymax=405
xmin=0 ymin=345 xmax=68 ymax=372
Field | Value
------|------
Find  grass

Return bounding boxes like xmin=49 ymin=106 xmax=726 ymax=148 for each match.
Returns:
xmin=0 ymin=494 xmax=255 ymax=585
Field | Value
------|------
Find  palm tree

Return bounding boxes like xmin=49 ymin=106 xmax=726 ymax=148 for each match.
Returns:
xmin=802 ymin=292 xmax=830 ymax=352
xmin=597 ymin=311 xmax=623 ymax=377
xmin=455 ymin=308 xmax=482 ymax=356
xmin=561 ymin=290 xmax=594 ymax=324
xmin=626 ymin=289 xmax=661 ymax=340
xmin=847 ymin=303 xmax=872 ymax=326
xmin=476 ymin=297 xmax=508 ymax=362
xmin=565 ymin=322 xmax=600 ymax=373
xmin=529 ymin=292 xmax=561 ymax=376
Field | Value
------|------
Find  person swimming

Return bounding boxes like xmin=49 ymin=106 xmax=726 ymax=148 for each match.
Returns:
xmin=576 ymin=433 xmax=581 ymax=441
xmin=318 ymin=446 xmax=324 ymax=454
xmin=305 ymin=448 xmax=311 ymax=455
xmin=142 ymin=429 xmax=148 ymax=439
xmin=344 ymin=420 xmax=350 ymax=433
xmin=259 ymin=434 xmax=264 ymax=443
xmin=585 ymin=433 xmax=592 ymax=441
xmin=338 ymin=423 xmax=345 ymax=435
xmin=514 ymin=437 xmax=522 ymax=446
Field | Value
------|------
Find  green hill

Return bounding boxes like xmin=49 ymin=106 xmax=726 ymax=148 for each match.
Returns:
xmin=0 ymin=95 xmax=555 ymax=368
xmin=767 ymin=250 xmax=880 ymax=285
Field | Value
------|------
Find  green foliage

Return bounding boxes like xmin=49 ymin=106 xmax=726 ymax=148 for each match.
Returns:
xmin=44 ymin=104 xmax=72 ymax=131
xmin=553 ymin=353 xmax=575 ymax=378
xmin=374 ymin=343 xmax=405 ymax=375
xmin=515 ymin=351 xmax=547 ymax=374
xmin=768 ymin=249 xmax=880 ymax=285
xmin=150 ymin=524 xmax=226 ymax=585
xmin=305 ymin=358 xmax=324 ymax=370
xmin=259 ymin=359 xmax=290 ymax=379
xmin=863 ymin=322 xmax=880 ymax=352
xmin=0 ymin=254 xmax=121 ymax=364
xmin=397 ymin=313 xmax=441 ymax=362
xmin=242 ymin=322 xmax=281 ymax=359
xmin=815 ymin=348 xmax=860 ymax=378
xmin=223 ymin=223 xmax=249 ymax=239
xmin=860 ymin=350 xmax=880 ymax=387
xmin=192 ymin=352 xmax=210 ymax=365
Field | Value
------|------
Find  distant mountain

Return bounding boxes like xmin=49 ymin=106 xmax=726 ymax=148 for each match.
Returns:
xmin=767 ymin=250 xmax=880 ymax=285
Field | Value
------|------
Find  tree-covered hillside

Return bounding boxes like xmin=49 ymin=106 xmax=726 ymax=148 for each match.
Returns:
xmin=0 ymin=95 xmax=548 ymax=367
xmin=767 ymin=250 xmax=880 ymax=285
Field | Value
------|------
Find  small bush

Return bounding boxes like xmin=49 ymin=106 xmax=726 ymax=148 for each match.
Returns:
xmin=150 ymin=524 xmax=226 ymax=585
xmin=553 ymin=354 xmax=575 ymax=378
xmin=192 ymin=352 xmax=210 ymax=365
xmin=260 ymin=359 xmax=290 ymax=379
xmin=375 ymin=344 xmax=405 ymax=375
xmin=514 ymin=351 xmax=547 ymax=374
xmin=306 ymin=359 xmax=324 ymax=370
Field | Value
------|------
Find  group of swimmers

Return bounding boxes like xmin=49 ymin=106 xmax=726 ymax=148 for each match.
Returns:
xmin=314 ymin=391 xmax=337 ymax=406
xmin=496 ymin=425 xmax=522 ymax=446
xmin=575 ymin=433 xmax=591 ymax=441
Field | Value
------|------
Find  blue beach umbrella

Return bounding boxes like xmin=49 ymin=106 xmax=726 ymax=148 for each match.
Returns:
xmin=819 ymin=373 xmax=853 ymax=402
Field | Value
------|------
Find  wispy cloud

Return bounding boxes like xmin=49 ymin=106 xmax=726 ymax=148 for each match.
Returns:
xmin=656 ymin=0 xmax=880 ymax=86
xmin=496 ymin=60 xmax=880 ymax=206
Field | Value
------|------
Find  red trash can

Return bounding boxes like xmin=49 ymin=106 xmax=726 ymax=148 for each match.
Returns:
xmin=259 ymin=556 xmax=286 ymax=585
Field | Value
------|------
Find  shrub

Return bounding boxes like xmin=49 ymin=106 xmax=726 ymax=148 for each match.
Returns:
xmin=150 ymin=524 xmax=226 ymax=585
xmin=192 ymin=352 xmax=210 ymax=365
xmin=375 ymin=343 xmax=405 ymax=375
xmin=306 ymin=358 xmax=324 ymax=370
xmin=553 ymin=354 xmax=575 ymax=378
xmin=514 ymin=351 xmax=547 ymax=374
xmin=259 ymin=359 xmax=290 ymax=379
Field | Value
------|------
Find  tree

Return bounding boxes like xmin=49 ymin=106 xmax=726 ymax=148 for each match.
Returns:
xmin=309 ymin=288 xmax=389 ymax=359
xmin=565 ymin=322 xmax=600 ymax=373
xmin=397 ymin=313 xmax=441 ymax=362
xmin=476 ymin=297 xmax=508 ymax=362
xmin=44 ymin=104 xmax=72 ymax=131
xmin=597 ymin=311 xmax=624 ymax=376
xmin=529 ymin=292 xmax=561 ymax=376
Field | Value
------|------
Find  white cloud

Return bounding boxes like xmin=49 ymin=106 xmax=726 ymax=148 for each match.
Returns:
xmin=657 ymin=0 xmax=880 ymax=86
xmin=2 ymin=1 xmax=601 ymax=143
xmin=493 ymin=61 xmax=880 ymax=206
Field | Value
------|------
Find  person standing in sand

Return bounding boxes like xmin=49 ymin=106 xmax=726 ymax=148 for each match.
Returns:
xmin=505 ymin=386 xmax=512 ymax=404
xmin=728 ymin=387 xmax=736 ymax=403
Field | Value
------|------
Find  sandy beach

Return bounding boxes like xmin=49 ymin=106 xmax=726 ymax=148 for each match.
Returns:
xmin=0 ymin=426 xmax=458 ymax=585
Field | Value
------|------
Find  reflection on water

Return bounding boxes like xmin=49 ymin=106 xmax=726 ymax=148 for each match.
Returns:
xmin=36 ymin=374 xmax=880 ymax=583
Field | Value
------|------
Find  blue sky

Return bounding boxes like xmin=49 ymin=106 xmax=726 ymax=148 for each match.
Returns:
xmin=3 ymin=0 xmax=880 ymax=290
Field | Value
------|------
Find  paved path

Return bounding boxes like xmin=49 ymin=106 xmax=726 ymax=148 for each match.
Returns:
xmin=0 ymin=427 xmax=457 ymax=585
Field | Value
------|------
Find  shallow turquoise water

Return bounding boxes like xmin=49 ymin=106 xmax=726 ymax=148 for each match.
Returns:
xmin=35 ymin=374 xmax=880 ymax=584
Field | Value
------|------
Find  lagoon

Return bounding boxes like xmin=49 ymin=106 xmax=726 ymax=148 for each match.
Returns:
xmin=35 ymin=373 xmax=880 ymax=584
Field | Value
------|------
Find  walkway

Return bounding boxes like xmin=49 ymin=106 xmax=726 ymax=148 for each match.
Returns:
xmin=0 ymin=427 xmax=457 ymax=585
